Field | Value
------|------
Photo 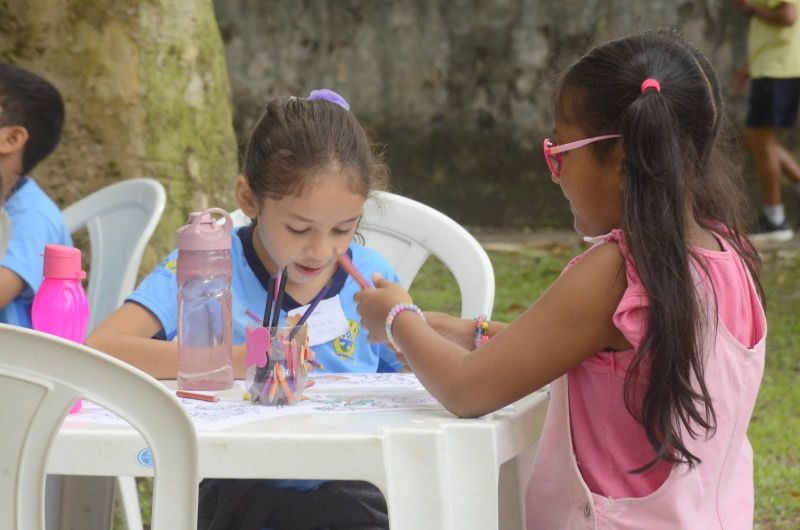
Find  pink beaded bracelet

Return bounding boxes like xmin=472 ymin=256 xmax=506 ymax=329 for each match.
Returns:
xmin=385 ymin=303 xmax=425 ymax=352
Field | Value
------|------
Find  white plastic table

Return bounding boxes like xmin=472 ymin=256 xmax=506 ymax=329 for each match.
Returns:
xmin=48 ymin=376 xmax=549 ymax=530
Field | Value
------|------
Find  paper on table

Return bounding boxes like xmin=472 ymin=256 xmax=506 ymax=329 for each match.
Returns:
xmin=68 ymin=395 xmax=303 ymax=431
xmin=305 ymin=390 xmax=442 ymax=412
xmin=62 ymin=374 xmax=447 ymax=431
xmin=308 ymin=372 xmax=425 ymax=391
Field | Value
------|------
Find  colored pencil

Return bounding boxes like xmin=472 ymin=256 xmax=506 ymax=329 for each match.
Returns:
xmin=245 ymin=308 xmax=262 ymax=324
xmin=337 ymin=252 xmax=370 ymax=289
xmin=176 ymin=390 xmax=219 ymax=402
xmin=267 ymin=267 xmax=284 ymax=327
xmin=270 ymin=270 xmax=289 ymax=328
xmin=255 ymin=268 xmax=284 ymax=385
xmin=289 ymin=280 xmax=331 ymax=340
xmin=263 ymin=269 xmax=276 ymax=326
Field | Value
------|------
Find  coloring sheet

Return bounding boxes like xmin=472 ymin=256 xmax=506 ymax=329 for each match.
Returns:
xmin=62 ymin=374 xmax=446 ymax=431
xmin=308 ymin=372 xmax=425 ymax=391
xmin=305 ymin=390 xmax=441 ymax=412
xmin=66 ymin=395 xmax=299 ymax=431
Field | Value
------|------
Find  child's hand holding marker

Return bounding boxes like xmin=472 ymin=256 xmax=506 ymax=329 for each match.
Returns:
xmin=354 ymin=272 xmax=414 ymax=343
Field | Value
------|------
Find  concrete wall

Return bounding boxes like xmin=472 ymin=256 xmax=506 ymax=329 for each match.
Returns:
xmin=213 ymin=0 xmax=755 ymax=228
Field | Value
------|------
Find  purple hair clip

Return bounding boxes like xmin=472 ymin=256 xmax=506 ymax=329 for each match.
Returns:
xmin=307 ymin=89 xmax=350 ymax=111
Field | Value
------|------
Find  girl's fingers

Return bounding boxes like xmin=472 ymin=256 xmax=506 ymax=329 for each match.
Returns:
xmin=372 ymin=272 xmax=389 ymax=287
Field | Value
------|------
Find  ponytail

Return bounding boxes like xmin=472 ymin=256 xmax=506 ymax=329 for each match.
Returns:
xmin=620 ymin=81 xmax=714 ymax=471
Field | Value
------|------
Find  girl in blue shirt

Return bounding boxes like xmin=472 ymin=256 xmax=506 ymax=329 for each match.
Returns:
xmin=88 ymin=90 xmax=397 ymax=529
xmin=88 ymin=89 xmax=402 ymax=378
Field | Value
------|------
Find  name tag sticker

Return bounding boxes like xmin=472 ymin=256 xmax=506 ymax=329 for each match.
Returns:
xmin=288 ymin=295 xmax=349 ymax=346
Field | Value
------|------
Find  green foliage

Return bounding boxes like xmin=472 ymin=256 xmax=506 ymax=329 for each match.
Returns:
xmin=410 ymin=246 xmax=579 ymax=322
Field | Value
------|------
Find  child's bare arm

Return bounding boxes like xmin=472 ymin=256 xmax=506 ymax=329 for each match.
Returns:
xmin=738 ymin=0 xmax=797 ymax=26
xmin=87 ymin=302 xmax=249 ymax=379
xmin=86 ymin=302 xmax=179 ymax=378
xmin=0 ymin=267 xmax=25 ymax=309
xmin=357 ymin=242 xmax=630 ymax=418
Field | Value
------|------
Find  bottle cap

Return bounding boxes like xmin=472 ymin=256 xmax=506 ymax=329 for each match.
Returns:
xmin=42 ymin=244 xmax=86 ymax=279
xmin=176 ymin=207 xmax=234 ymax=251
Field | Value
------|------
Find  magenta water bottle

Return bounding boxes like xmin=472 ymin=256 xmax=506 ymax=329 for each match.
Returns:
xmin=176 ymin=208 xmax=234 ymax=390
xmin=31 ymin=244 xmax=89 ymax=414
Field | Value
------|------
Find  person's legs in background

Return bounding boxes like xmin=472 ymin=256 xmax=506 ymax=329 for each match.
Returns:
xmin=744 ymin=127 xmax=799 ymax=241
xmin=745 ymin=78 xmax=800 ymax=243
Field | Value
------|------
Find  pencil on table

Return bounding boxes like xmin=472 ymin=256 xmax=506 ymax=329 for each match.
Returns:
xmin=176 ymin=390 xmax=219 ymax=402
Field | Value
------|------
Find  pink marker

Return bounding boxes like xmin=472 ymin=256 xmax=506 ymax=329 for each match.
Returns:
xmin=337 ymin=252 xmax=370 ymax=289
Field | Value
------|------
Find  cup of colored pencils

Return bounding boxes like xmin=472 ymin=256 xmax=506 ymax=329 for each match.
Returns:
xmin=245 ymin=320 xmax=310 ymax=406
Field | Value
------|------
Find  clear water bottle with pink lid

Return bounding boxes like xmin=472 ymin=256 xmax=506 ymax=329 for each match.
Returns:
xmin=176 ymin=207 xmax=234 ymax=390
xmin=31 ymin=244 xmax=89 ymax=414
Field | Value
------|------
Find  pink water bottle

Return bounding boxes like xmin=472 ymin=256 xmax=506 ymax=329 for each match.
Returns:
xmin=176 ymin=208 xmax=234 ymax=390
xmin=31 ymin=244 xmax=89 ymax=414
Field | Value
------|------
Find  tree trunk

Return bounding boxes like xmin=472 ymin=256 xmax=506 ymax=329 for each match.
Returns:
xmin=0 ymin=0 xmax=238 ymax=269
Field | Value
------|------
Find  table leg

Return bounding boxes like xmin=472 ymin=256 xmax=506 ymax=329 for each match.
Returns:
xmin=382 ymin=424 xmax=501 ymax=530
xmin=383 ymin=430 xmax=449 ymax=529
xmin=442 ymin=423 xmax=501 ymax=530
xmin=50 ymin=476 xmax=114 ymax=529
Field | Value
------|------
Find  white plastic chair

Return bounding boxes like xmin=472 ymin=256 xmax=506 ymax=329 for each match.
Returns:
xmin=61 ymin=178 xmax=165 ymax=530
xmin=361 ymin=191 xmax=494 ymax=318
xmin=230 ymin=191 xmax=495 ymax=318
xmin=0 ymin=323 xmax=198 ymax=530
xmin=61 ymin=178 xmax=166 ymax=332
xmin=0 ymin=207 xmax=10 ymax=259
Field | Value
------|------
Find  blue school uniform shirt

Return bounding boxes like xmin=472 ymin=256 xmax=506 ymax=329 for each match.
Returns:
xmin=0 ymin=177 xmax=73 ymax=327
xmin=128 ymin=224 xmax=404 ymax=373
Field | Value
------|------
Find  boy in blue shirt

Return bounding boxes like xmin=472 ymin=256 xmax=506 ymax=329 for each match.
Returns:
xmin=0 ymin=63 xmax=72 ymax=327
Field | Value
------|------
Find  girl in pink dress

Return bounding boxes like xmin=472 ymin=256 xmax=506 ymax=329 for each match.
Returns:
xmin=355 ymin=30 xmax=766 ymax=529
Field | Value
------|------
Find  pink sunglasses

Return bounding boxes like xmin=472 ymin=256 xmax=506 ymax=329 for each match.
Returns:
xmin=543 ymin=134 xmax=621 ymax=179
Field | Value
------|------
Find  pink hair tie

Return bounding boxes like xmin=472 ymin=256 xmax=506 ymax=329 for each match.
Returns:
xmin=640 ymin=78 xmax=661 ymax=94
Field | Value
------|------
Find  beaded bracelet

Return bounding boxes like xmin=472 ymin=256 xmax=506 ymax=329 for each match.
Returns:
xmin=474 ymin=314 xmax=490 ymax=348
xmin=385 ymin=303 xmax=425 ymax=352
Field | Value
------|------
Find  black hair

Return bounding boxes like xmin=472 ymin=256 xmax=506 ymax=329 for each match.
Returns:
xmin=242 ymin=96 xmax=388 ymax=201
xmin=0 ymin=63 xmax=65 ymax=176
xmin=557 ymin=30 xmax=762 ymax=471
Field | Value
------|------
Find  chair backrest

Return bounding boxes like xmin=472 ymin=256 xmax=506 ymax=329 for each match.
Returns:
xmin=0 ymin=207 xmax=9 ymax=259
xmin=62 ymin=178 xmax=166 ymax=332
xmin=228 ymin=191 xmax=495 ymax=318
xmin=361 ymin=192 xmax=494 ymax=317
xmin=0 ymin=323 xmax=198 ymax=530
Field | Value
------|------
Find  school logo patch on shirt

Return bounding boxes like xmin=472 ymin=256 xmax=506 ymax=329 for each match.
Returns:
xmin=158 ymin=257 xmax=177 ymax=278
xmin=333 ymin=320 xmax=358 ymax=360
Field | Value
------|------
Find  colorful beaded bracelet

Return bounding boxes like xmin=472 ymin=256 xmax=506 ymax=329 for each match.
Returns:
xmin=474 ymin=314 xmax=490 ymax=348
xmin=385 ymin=303 xmax=425 ymax=352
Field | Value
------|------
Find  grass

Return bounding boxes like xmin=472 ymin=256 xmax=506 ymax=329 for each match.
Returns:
xmin=127 ymin=240 xmax=799 ymax=528
xmin=749 ymin=249 xmax=800 ymax=528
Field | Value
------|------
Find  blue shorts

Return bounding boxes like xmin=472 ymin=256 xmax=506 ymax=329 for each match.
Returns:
xmin=746 ymin=77 xmax=800 ymax=128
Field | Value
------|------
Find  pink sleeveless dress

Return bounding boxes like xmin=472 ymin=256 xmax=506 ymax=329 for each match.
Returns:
xmin=525 ymin=229 xmax=765 ymax=529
